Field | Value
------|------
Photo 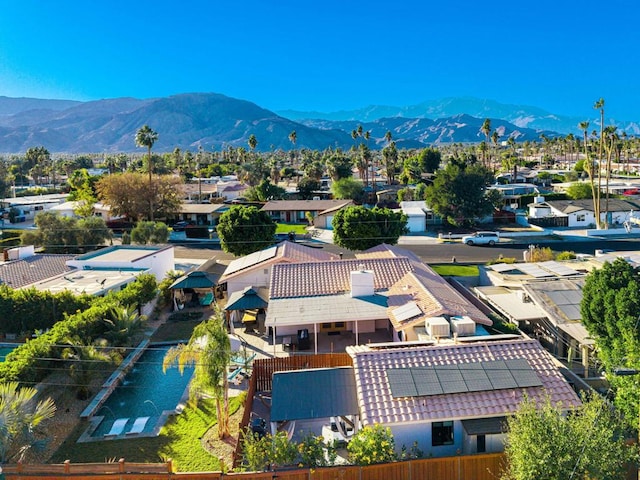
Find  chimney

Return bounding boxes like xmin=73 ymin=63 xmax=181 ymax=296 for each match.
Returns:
xmin=350 ymin=269 xmax=375 ymax=297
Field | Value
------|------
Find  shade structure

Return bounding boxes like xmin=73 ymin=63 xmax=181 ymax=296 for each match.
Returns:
xmin=170 ymin=270 xmax=218 ymax=290
xmin=224 ymin=286 xmax=268 ymax=311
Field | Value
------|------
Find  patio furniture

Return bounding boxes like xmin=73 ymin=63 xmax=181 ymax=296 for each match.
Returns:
xmin=126 ymin=416 xmax=150 ymax=435
xmin=105 ymin=418 xmax=129 ymax=437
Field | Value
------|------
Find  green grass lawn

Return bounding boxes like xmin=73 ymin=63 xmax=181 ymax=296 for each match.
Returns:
xmin=430 ymin=264 xmax=479 ymax=277
xmin=275 ymin=223 xmax=308 ymax=234
xmin=51 ymin=394 xmax=245 ymax=472
xmin=150 ymin=315 xmax=205 ymax=343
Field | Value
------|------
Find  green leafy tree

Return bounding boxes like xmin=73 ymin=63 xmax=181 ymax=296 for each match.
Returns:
xmin=130 ymin=221 xmax=170 ymax=244
xmin=245 ymin=179 xmax=286 ymax=202
xmin=332 ymin=206 xmax=408 ymax=250
xmin=424 ymin=159 xmax=495 ymax=227
xmin=582 ymin=258 xmax=640 ymax=421
xmin=216 ymin=205 xmax=276 ymax=256
xmin=331 ymin=177 xmax=364 ymax=202
xmin=0 ymin=382 xmax=56 ymax=463
xmin=501 ymin=394 xmax=635 ymax=480
xmin=297 ymin=177 xmax=321 ymax=200
xmin=347 ymin=424 xmax=397 ymax=466
xmin=163 ymin=310 xmax=232 ymax=438
xmin=20 ymin=212 xmax=111 ymax=253
xmin=566 ymin=182 xmax=593 ymax=200
xmin=67 ymin=169 xmax=97 ymax=217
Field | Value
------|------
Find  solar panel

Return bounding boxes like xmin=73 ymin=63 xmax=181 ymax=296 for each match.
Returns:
xmin=489 ymin=263 xmax=519 ymax=273
xmin=392 ymin=301 xmax=423 ymax=322
xmin=538 ymin=261 xmax=579 ymax=276
xmin=224 ymin=245 xmax=278 ymax=275
xmin=516 ymin=263 xmax=555 ymax=278
xmin=386 ymin=359 xmax=542 ymax=398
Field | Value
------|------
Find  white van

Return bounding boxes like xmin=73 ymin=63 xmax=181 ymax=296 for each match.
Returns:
xmin=461 ymin=231 xmax=499 ymax=246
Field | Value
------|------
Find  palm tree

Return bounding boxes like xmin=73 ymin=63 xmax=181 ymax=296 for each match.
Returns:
xmin=384 ymin=130 xmax=393 ymax=145
xmin=594 ymin=98 xmax=605 ymax=227
xmin=579 ymin=120 xmax=600 ymax=225
xmin=481 ymin=118 xmax=491 ymax=167
xmin=248 ymin=134 xmax=258 ymax=154
xmin=163 ymin=309 xmax=232 ymax=439
xmin=288 ymin=130 xmax=297 ymax=167
xmin=102 ymin=304 xmax=147 ymax=347
xmin=603 ymin=125 xmax=618 ymax=227
xmin=61 ymin=337 xmax=111 ymax=400
xmin=0 ymin=382 xmax=56 ymax=463
xmin=135 ymin=125 xmax=158 ymax=221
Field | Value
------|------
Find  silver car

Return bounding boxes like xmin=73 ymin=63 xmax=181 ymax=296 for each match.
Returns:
xmin=462 ymin=231 xmax=499 ymax=246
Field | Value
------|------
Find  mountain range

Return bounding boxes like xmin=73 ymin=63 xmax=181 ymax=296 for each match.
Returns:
xmin=0 ymin=93 xmax=632 ymax=154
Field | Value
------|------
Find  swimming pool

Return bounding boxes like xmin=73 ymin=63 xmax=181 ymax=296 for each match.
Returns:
xmin=87 ymin=344 xmax=195 ymax=440
xmin=0 ymin=343 xmax=20 ymax=361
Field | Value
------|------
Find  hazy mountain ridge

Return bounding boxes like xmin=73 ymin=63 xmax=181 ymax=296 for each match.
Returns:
xmin=279 ymin=96 xmax=639 ymax=135
xmin=0 ymin=93 xmax=555 ymax=153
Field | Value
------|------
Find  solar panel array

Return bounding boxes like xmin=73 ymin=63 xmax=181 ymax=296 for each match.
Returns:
xmin=224 ymin=245 xmax=278 ymax=275
xmin=387 ymin=359 xmax=542 ymax=398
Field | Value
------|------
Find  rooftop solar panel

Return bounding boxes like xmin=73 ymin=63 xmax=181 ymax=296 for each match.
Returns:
xmin=387 ymin=359 xmax=542 ymax=399
xmin=538 ymin=261 xmax=580 ymax=276
xmin=224 ymin=245 xmax=278 ymax=275
xmin=392 ymin=301 xmax=423 ymax=322
xmin=489 ymin=263 xmax=520 ymax=273
xmin=516 ymin=263 xmax=555 ymax=278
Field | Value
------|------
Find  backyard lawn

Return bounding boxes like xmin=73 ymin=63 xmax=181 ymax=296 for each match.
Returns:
xmin=430 ymin=264 xmax=479 ymax=277
xmin=275 ymin=223 xmax=308 ymax=234
xmin=50 ymin=394 xmax=246 ymax=471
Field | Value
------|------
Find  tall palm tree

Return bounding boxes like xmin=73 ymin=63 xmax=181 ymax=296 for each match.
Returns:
xmin=102 ymin=304 xmax=147 ymax=347
xmin=248 ymin=134 xmax=258 ymax=153
xmin=135 ymin=125 xmax=158 ymax=221
xmin=288 ymin=130 xmax=297 ymax=167
xmin=163 ymin=309 xmax=232 ymax=439
xmin=579 ymin=120 xmax=600 ymax=225
xmin=602 ymin=125 xmax=618 ymax=227
xmin=481 ymin=119 xmax=491 ymax=167
xmin=593 ymin=98 xmax=605 ymax=227
xmin=0 ymin=382 xmax=56 ymax=463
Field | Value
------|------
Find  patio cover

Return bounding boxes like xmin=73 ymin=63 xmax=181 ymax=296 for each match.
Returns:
xmin=271 ymin=367 xmax=359 ymax=422
xmin=224 ymin=286 xmax=268 ymax=311
xmin=170 ymin=270 xmax=219 ymax=290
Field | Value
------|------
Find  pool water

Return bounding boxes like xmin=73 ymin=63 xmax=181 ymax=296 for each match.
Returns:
xmin=0 ymin=343 xmax=19 ymax=361
xmin=92 ymin=344 xmax=195 ymax=437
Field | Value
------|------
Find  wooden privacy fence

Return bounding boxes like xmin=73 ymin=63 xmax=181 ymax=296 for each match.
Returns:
xmin=252 ymin=353 xmax=352 ymax=392
xmin=3 ymin=454 xmax=506 ymax=480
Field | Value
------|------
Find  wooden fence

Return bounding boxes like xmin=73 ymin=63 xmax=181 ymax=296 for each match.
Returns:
xmin=3 ymin=454 xmax=506 ymax=480
xmin=252 ymin=353 xmax=352 ymax=392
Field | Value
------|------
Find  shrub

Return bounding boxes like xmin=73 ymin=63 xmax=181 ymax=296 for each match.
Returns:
xmin=347 ymin=424 xmax=397 ymax=466
xmin=556 ymin=251 xmax=576 ymax=261
xmin=297 ymin=432 xmax=336 ymax=467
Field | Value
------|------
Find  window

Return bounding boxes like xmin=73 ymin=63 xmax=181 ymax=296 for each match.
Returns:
xmin=432 ymin=421 xmax=454 ymax=446
xmin=577 ymin=214 xmax=586 ymax=222
xmin=477 ymin=434 xmax=486 ymax=453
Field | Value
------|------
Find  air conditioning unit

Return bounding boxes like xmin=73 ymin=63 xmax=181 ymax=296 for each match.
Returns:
xmin=450 ymin=316 xmax=476 ymax=336
xmin=426 ymin=317 xmax=450 ymax=338
xmin=516 ymin=290 xmax=531 ymax=303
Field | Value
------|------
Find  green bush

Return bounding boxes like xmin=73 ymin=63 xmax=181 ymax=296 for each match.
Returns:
xmin=556 ymin=251 xmax=576 ymax=261
xmin=347 ymin=424 xmax=397 ymax=466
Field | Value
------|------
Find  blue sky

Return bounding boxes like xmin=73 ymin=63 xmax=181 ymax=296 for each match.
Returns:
xmin=1 ymin=0 xmax=638 ymax=120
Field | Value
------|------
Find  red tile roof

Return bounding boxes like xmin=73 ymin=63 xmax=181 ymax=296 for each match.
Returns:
xmin=348 ymin=339 xmax=581 ymax=426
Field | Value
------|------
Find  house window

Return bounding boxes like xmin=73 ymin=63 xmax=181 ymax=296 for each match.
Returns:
xmin=477 ymin=434 xmax=486 ymax=453
xmin=577 ymin=214 xmax=586 ymax=222
xmin=432 ymin=421 xmax=454 ymax=446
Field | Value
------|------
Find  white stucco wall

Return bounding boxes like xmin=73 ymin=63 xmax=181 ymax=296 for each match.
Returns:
xmin=389 ymin=420 xmax=464 ymax=458
xmin=226 ymin=268 xmax=271 ymax=296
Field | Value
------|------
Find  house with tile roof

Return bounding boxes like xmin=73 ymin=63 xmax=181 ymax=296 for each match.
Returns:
xmin=265 ymin=244 xmax=491 ymax=352
xmin=219 ymin=240 xmax=340 ymax=297
xmin=346 ymin=338 xmax=581 ymax=457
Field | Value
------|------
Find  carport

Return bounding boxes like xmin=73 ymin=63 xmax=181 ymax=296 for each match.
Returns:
xmin=270 ymin=367 xmax=360 ymax=441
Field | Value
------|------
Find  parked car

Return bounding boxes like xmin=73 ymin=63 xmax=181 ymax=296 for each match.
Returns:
xmin=462 ymin=231 xmax=499 ymax=246
xmin=171 ymin=221 xmax=191 ymax=232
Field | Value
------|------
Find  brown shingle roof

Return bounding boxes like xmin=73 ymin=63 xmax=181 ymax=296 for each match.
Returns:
xmin=0 ymin=254 xmax=75 ymax=288
xmin=262 ymin=199 xmax=352 ymax=212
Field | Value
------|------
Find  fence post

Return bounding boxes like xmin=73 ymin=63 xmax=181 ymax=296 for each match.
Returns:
xmin=64 ymin=459 xmax=71 ymax=474
xmin=119 ymin=458 xmax=125 ymax=473
xmin=166 ymin=458 xmax=173 ymax=473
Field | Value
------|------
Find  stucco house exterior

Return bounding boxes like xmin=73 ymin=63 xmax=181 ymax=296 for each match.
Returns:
xmin=346 ymin=338 xmax=581 ymax=457
xmin=528 ymin=197 xmax=638 ymax=227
